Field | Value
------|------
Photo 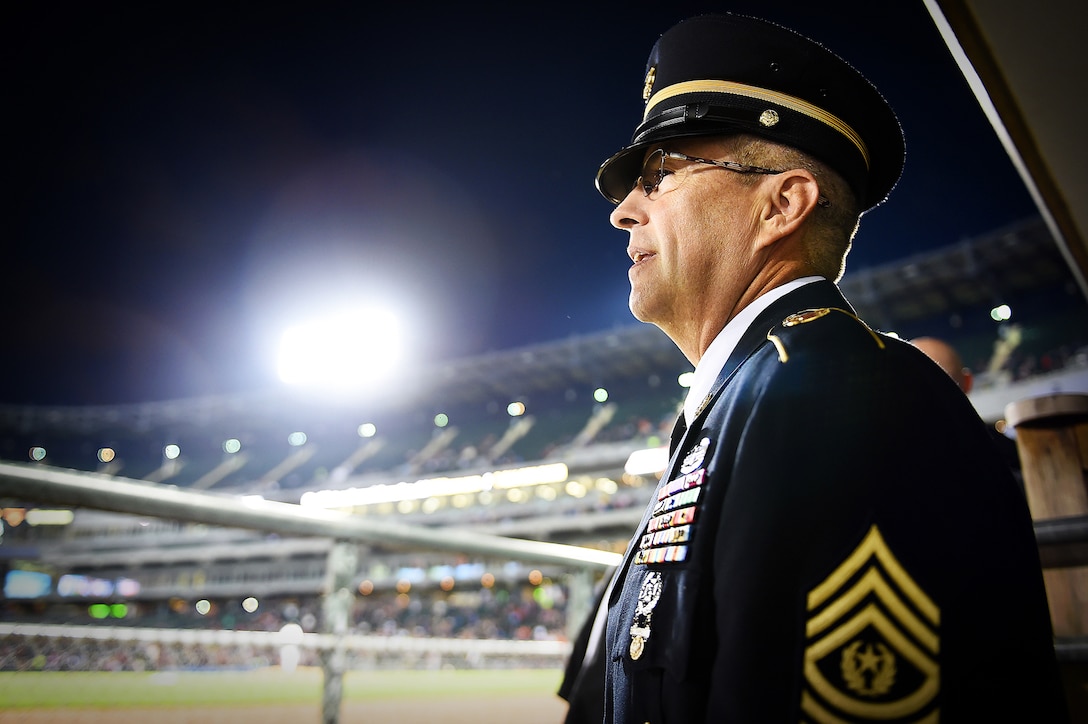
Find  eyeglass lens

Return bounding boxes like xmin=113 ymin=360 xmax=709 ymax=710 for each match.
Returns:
xmin=636 ymin=150 xmax=667 ymax=196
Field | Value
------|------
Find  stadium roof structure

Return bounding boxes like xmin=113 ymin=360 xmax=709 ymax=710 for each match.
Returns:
xmin=0 ymin=215 xmax=1082 ymax=440
xmin=840 ymin=216 xmax=1078 ymax=333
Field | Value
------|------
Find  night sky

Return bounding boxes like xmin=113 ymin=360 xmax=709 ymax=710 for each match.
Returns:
xmin=7 ymin=1 xmax=1039 ymax=406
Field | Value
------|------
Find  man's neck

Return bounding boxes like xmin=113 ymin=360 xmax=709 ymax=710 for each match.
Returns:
xmin=681 ymin=276 xmax=824 ymax=425
xmin=678 ymin=266 xmax=815 ymax=366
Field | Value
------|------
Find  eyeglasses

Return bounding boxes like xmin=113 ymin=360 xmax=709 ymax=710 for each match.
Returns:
xmin=634 ymin=149 xmax=831 ymax=207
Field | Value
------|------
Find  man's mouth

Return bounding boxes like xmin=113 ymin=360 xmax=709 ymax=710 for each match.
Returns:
xmin=630 ymin=249 xmax=656 ymax=264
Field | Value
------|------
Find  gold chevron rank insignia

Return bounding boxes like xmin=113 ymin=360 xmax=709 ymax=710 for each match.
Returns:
xmin=801 ymin=525 xmax=940 ymax=723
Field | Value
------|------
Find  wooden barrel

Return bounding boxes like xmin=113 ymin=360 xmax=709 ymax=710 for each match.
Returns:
xmin=1005 ymin=393 xmax=1088 ymax=637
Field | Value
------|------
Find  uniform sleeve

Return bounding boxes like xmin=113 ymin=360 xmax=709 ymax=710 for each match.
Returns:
xmin=700 ymin=333 xmax=1063 ymax=721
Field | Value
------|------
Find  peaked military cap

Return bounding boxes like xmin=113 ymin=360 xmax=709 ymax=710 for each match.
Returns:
xmin=596 ymin=14 xmax=905 ymax=211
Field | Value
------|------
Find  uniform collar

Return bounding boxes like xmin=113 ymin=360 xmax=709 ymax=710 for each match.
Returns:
xmin=683 ymin=276 xmax=823 ymax=426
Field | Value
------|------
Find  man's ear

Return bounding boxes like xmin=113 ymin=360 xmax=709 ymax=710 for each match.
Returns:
xmin=756 ymin=170 xmax=822 ymax=246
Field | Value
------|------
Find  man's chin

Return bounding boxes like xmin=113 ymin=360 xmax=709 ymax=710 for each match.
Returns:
xmin=627 ymin=299 xmax=657 ymax=325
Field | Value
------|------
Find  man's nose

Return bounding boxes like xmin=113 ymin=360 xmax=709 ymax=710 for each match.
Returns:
xmin=610 ymin=189 xmax=646 ymax=230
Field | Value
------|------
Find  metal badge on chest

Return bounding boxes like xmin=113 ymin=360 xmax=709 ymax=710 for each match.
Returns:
xmin=628 ymin=434 xmax=713 ymax=662
xmin=628 ymin=570 xmax=663 ymax=660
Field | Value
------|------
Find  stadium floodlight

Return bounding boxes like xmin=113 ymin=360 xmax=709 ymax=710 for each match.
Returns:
xmin=277 ymin=305 xmax=402 ymax=390
xmin=991 ymin=304 xmax=1013 ymax=322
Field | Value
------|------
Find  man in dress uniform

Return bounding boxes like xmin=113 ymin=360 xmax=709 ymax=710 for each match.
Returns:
xmin=575 ymin=13 xmax=1068 ymax=723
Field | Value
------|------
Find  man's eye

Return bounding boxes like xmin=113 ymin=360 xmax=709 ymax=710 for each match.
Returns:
xmin=636 ymin=165 xmax=676 ymax=196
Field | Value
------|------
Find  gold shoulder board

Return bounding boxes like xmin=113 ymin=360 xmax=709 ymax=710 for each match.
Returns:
xmin=767 ymin=307 xmax=885 ymax=363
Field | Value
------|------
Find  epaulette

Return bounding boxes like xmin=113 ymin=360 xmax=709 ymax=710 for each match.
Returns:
xmin=766 ymin=307 xmax=885 ymax=363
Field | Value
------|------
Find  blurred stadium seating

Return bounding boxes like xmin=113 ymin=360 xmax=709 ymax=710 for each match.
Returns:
xmin=1 ymin=215 xmax=1087 ymax=674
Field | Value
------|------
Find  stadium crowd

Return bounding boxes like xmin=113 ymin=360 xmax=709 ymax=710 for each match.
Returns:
xmin=1 ymin=582 xmax=570 ymax=672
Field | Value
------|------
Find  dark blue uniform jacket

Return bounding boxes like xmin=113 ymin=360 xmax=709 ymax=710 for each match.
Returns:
xmin=602 ymin=280 xmax=1066 ymax=723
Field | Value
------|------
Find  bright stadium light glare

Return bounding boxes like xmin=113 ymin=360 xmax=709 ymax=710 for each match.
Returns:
xmin=277 ymin=305 xmax=402 ymax=389
xmin=990 ymin=304 xmax=1013 ymax=322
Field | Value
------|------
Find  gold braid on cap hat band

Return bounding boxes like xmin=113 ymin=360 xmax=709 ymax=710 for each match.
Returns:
xmin=645 ymin=80 xmax=870 ymax=169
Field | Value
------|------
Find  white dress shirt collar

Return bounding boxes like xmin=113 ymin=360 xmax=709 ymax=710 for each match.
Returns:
xmin=683 ymin=276 xmax=823 ymax=426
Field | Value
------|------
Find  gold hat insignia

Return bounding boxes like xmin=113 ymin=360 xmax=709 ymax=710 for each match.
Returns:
xmin=642 ymin=66 xmax=657 ymax=102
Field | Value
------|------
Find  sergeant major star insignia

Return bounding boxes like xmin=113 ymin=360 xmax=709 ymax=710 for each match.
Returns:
xmin=801 ymin=526 xmax=940 ymax=722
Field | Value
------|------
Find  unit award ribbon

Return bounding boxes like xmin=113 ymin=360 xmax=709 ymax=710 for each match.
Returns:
xmin=629 ymin=571 xmax=663 ymax=660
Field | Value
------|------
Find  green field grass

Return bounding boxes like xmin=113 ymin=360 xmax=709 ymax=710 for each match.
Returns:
xmin=0 ymin=667 xmax=565 ymax=710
